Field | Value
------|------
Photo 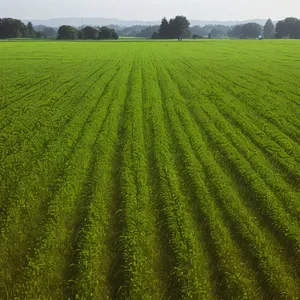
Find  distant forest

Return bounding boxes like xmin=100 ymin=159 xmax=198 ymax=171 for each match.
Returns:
xmin=1 ymin=16 xmax=300 ymax=39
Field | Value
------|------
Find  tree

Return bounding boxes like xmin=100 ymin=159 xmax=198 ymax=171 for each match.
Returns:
xmin=210 ymin=27 xmax=218 ymax=38
xmin=111 ymin=29 xmax=119 ymax=40
xmin=42 ymin=27 xmax=57 ymax=38
xmin=116 ymin=25 xmax=144 ymax=37
xmin=285 ymin=17 xmax=300 ymax=38
xmin=240 ymin=23 xmax=262 ymax=38
xmin=98 ymin=26 xmax=118 ymax=39
xmin=36 ymin=31 xmax=43 ymax=39
xmin=151 ymin=32 xmax=160 ymax=39
xmin=228 ymin=24 xmax=243 ymax=38
xmin=170 ymin=16 xmax=190 ymax=39
xmin=27 ymin=22 xmax=33 ymax=32
xmin=294 ymin=20 xmax=300 ymax=39
xmin=263 ymin=19 xmax=275 ymax=38
xmin=191 ymin=25 xmax=231 ymax=38
xmin=158 ymin=17 xmax=170 ymax=39
xmin=228 ymin=23 xmax=261 ymax=39
xmin=158 ymin=16 xmax=190 ymax=39
xmin=284 ymin=17 xmax=300 ymax=38
xmin=136 ymin=25 xmax=160 ymax=38
xmin=57 ymin=25 xmax=78 ymax=40
xmin=26 ymin=22 xmax=35 ymax=37
xmin=275 ymin=20 xmax=287 ymax=38
xmin=275 ymin=17 xmax=300 ymax=38
xmin=168 ymin=18 xmax=177 ymax=38
xmin=0 ymin=18 xmax=28 ymax=39
xmin=78 ymin=26 xmax=98 ymax=39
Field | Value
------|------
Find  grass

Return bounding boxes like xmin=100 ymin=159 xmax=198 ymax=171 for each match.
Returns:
xmin=0 ymin=40 xmax=299 ymax=299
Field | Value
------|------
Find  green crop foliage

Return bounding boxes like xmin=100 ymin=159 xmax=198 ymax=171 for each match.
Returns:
xmin=0 ymin=40 xmax=299 ymax=300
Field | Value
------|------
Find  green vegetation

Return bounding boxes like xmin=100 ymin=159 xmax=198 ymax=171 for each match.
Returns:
xmin=0 ymin=40 xmax=299 ymax=299
xmin=2 ymin=16 xmax=300 ymax=40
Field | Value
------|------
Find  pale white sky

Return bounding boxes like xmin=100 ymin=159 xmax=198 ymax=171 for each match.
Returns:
xmin=1 ymin=0 xmax=299 ymax=21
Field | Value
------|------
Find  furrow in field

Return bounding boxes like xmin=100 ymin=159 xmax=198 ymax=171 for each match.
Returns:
xmin=0 ymin=62 xmax=108 ymax=167
xmin=154 ymin=57 xmax=267 ymax=299
xmin=187 ymin=41 xmax=300 ymax=83
xmin=140 ymin=50 xmax=217 ymax=299
xmin=0 ymin=57 xmax=111 ymax=135
xmin=219 ymin=62 xmax=300 ymax=108
xmin=163 ymin=59 xmax=300 ymax=217
xmin=14 ymin=60 xmax=125 ymax=299
xmin=161 ymin=58 xmax=300 ymax=298
xmin=0 ymin=58 xmax=101 ymax=112
xmin=0 ymin=55 xmax=120 ymax=138
xmin=185 ymin=46 xmax=300 ymax=109
xmin=205 ymin=98 xmax=300 ymax=183
xmin=0 ymin=59 xmax=122 ymax=298
xmin=0 ymin=58 xmax=122 ymax=216
xmin=1 ymin=40 xmax=300 ymax=300
xmin=175 ymin=56 xmax=300 ymax=156
xmin=1 ymin=47 xmax=120 ymax=104
xmin=74 ymin=51 xmax=134 ymax=299
xmin=190 ymin=105 xmax=300 ymax=253
xmin=161 ymin=56 xmax=300 ymax=252
xmin=180 ymin=55 xmax=300 ymax=157
xmin=140 ymin=50 xmax=170 ymax=299
xmin=176 ymin=56 xmax=300 ymax=143
xmin=0 ymin=57 xmax=80 ymax=95
xmin=0 ymin=77 xmax=52 ymax=110
xmin=199 ymin=102 xmax=300 ymax=215
xmin=208 ymin=67 xmax=300 ymax=135
xmin=112 ymin=52 xmax=168 ymax=299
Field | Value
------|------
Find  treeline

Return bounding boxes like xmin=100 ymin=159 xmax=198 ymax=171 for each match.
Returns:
xmin=151 ymin=16 xmax=235 ymax=39
xmin=191 ymin=25 xmax=230 ymax=39
xmin=58 ymin=25 xmax=118 ymax=40
xmin=0 ymin=18 xmax=37 ymax=39
xmin=275 ymin=17 xmax=300 ymax=38
xmin=152 ymin=16 xmax=300 ymax=39
xmin=0 ymin=19 xmax=118 ymax=40
xmin=1 ymin=17 xmax=300 ymax=40
xmin=0 ymin=18 xmax=58 ymax=39
xmin=228 ymin=23 xmax=263 ymax=39
xmin=111 ymin=25 xmax=159 ymax=38
xmin=34 ymin=25 xmax=57 ymax=38
xmin=115 ymin=24 xmax=230 ymax=39
xmin=229 ymin=18 xmax=300 ymax=39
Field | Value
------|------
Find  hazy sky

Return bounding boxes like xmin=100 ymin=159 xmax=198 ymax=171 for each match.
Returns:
xmin=1 ymin=0 xmax=300 ymax=21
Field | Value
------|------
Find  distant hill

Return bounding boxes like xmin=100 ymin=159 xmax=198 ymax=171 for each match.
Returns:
xmin=189 ymin=19 xmax=268 ymax=26
xmin=24 ymin=17 xmax=269 ymax=28
xmin=24 ymin=18 xmax=159 ymax=27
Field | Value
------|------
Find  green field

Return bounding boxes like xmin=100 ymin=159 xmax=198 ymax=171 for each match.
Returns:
xmin=0 ymin=40 xmax=299 ymax=299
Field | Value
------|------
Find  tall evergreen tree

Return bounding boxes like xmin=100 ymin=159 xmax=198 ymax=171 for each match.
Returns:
xmin=210 ymin=27 xmax=218 ymax=38
xmin=158 ymin=17 xmax=170 ymax=39
xmin=263 ymin=19 xmax=275 ymax=38
xmin=26 ymin=22 xmax=35 ymax=37
xmin=27 ymin=22 xmax=33 ymax=32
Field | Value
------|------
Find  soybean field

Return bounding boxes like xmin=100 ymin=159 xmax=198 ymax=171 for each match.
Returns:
xmin=0 ymin=40 xmax=300 ymax=299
